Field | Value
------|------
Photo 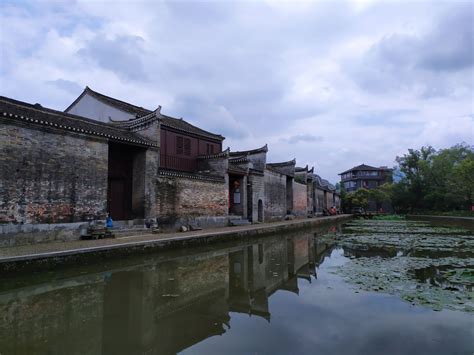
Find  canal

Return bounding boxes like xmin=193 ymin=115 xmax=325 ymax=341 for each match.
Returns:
xmin=0 ymin=219 xmax=473 ymax=354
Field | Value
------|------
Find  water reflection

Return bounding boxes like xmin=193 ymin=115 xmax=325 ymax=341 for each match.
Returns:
xmin=2 ymin=222 xmax=472 ymax=355
xmin=0 ymin=226 xmax=340 ymax=355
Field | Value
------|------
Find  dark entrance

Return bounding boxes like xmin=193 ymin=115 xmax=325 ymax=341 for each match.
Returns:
xmin=107 ymin=143 xmax=146 ymax=220
xmin=258 ymin=199 xmax=263 ymax=222
xmin=286 ymin=176 xmax=293 ymax=214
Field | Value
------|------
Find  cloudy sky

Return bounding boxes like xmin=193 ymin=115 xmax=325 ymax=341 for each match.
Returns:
xmin=1 ymin=0 xmax=472 ymax=182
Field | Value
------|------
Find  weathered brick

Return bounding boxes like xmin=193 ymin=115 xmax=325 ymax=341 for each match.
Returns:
xmin=293 ymin=181 xmax=307 ymax=217
xmin=155 ymin=175 xmax=228 ymax=226
xmin=264 ymin=168 xmax=287 ymax=221
xmin=0 ymin=124 xmax=108 ymax=224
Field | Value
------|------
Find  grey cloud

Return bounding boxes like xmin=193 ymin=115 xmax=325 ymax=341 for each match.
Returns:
xmin=416 ymin=7 xmax=473 ymax=72
xmin=169 ymin=95 xmax=249 ymax=140
xmin=78 ymin=35 xmax=147 ymax=81
xmin=139 ymin=2 xmax=353 ymax=135
xmin=353 ymin=109 xmax=420 ymax=126
xmin=2 ymin=0 xmax=472 ymax=183
xmin=348 ymin=3 xmax=473 ymax=97
xmin=281 ymin=134 xmax=323 ymax=144
xmin=46 ymin=79 xmax=82 ymax=95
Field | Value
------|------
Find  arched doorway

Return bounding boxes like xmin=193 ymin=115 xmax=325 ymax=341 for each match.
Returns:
xmin=258 ymin=199 xmax=263 ymax=222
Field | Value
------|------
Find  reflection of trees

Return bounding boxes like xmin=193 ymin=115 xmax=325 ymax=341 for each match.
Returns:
xmin=0 ymin=225 xmax=341 ymax=354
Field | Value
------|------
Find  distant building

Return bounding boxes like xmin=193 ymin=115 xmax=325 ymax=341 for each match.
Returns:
xmin=339 ymin=164 xmax=393 ymax=212
xmin=339 ymin=164 xmax=392 ymax=192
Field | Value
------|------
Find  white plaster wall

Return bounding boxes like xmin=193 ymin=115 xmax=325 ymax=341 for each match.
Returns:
xmin=67 ymin=93 xmax=135 ymax=122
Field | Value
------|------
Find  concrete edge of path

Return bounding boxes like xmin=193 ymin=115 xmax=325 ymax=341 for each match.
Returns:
xmin=0 ymin=215 xmax=352 ymax=273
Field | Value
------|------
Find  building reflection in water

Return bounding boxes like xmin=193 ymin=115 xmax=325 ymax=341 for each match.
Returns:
xmin=0 ymin=225 xmax=341 ymax=355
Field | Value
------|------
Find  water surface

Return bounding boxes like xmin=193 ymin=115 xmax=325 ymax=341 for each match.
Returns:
xmin=0 ymin=220 xmax=473 ymax=354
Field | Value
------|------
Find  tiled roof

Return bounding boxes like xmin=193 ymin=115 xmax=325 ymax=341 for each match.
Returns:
xmin=197 ymin=148 xmax=230 ymax=160
xmin=229 ymin=144 xmax=268 ymax=157
xmin=295 ymin=165 xmax=309 ymax=172
xmin=228 ymin=164 xmax=249 ymax=175
xmin=311 ymin=174 xmax=336 ymax=191
xmin=66 ymin=86 xmax=151 ymax=116
xmin=266 ymin=159 xmax=296 ymax=168
xmin=339 ymin=164 xmax=391 ymax=175
xmin=321 ymin=179 xmax=336 ymax=191
xmin=160 ymin=114 xmax=224 ymax=141
xmin=229 ymin=155 xmax=249 ymax=164
xmin=67 ymin=87 xmax=225 ymax=141
xmin=0 ymin=96 xmax=157 ymax=147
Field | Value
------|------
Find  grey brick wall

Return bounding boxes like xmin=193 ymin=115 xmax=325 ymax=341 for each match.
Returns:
xmin=0 ymin=124 xmax=108 ymax=224
xmin=264 ymin=168 xmax=287 ymax=221
xmin=248 ymin=173 xmax=265 ymax=222
xmin=293 ymin=181 xmax=307 ymax=217
xmin=155 ymin=175 xmax=228 ymax=227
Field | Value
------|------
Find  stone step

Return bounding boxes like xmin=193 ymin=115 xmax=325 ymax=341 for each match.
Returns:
xmin=111 ymin=219 xmax=146 ymax=228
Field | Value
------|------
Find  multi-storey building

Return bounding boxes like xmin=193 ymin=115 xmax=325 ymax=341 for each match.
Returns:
xmin=339 ymin=164 xmax=393 ymax=212
xmin=339 ymin=164 xmax=392 ymax=193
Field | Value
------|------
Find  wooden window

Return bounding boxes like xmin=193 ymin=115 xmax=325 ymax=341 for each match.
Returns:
xmin=206 ymin=143 xmax=215 ymax=155
xmin=177 ymin=136 xmax=191 ymax=156
xmin=176 ymin=136 xmax=183 ymax=155
xmin=184 ymin=138 xmax=191 ymax=156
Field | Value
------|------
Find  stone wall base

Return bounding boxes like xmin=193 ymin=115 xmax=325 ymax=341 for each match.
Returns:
xmin=0 ymin=222 xmax=91 ymax=248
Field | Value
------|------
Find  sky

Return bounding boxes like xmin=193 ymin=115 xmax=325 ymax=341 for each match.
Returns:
xmin=0 ymin=0 xmax=473 ymax=183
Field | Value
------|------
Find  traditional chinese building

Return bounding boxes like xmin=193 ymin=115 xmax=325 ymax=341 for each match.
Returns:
xmin=228 ymin=145 xmax=268 ymax=223
xmin=66 ymin=87 xmax=232 ymax=228
xmin=0 ymin=96 xmax=159 ymax=235
xmin=0 ymin=87 xmax=342 ymax=246
xmin=311 ymin=174 xmax=339 ymax=215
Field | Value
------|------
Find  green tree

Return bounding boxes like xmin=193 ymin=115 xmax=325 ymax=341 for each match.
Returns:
xmin=345 ymin=188 xmax=370 ymax=210
xmin=450 ymin=154 xmax=474 ymax=209
xmin=395 ymin=146 xmax=435 ymax=211
xmin=393 ymin=143 xmax=473 ymax=213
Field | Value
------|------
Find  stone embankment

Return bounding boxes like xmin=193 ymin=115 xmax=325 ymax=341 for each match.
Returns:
xmin=0 ymin=215 xmax=351 ymax=273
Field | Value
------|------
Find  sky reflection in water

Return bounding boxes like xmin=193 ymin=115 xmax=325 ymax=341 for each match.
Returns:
xmin=0 ymin=222 xmax=473 ymax=355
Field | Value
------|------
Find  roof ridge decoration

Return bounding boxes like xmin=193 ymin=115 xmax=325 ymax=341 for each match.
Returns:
xmin=308 ymin=166 xmax=314 ymax=174
xmin=229 ymin=144 xmax=268 ymax=157
xmin=197 ymin=147 xmax=230 ymax=160
xmin=267 ymin=158 xmax=296 ymax=167
xmin=1 ymin=96 xmax=157 ymax=148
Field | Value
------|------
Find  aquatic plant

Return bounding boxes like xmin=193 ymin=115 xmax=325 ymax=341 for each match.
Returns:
xmin=333 ymin=220 xmax=474 ymax=312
